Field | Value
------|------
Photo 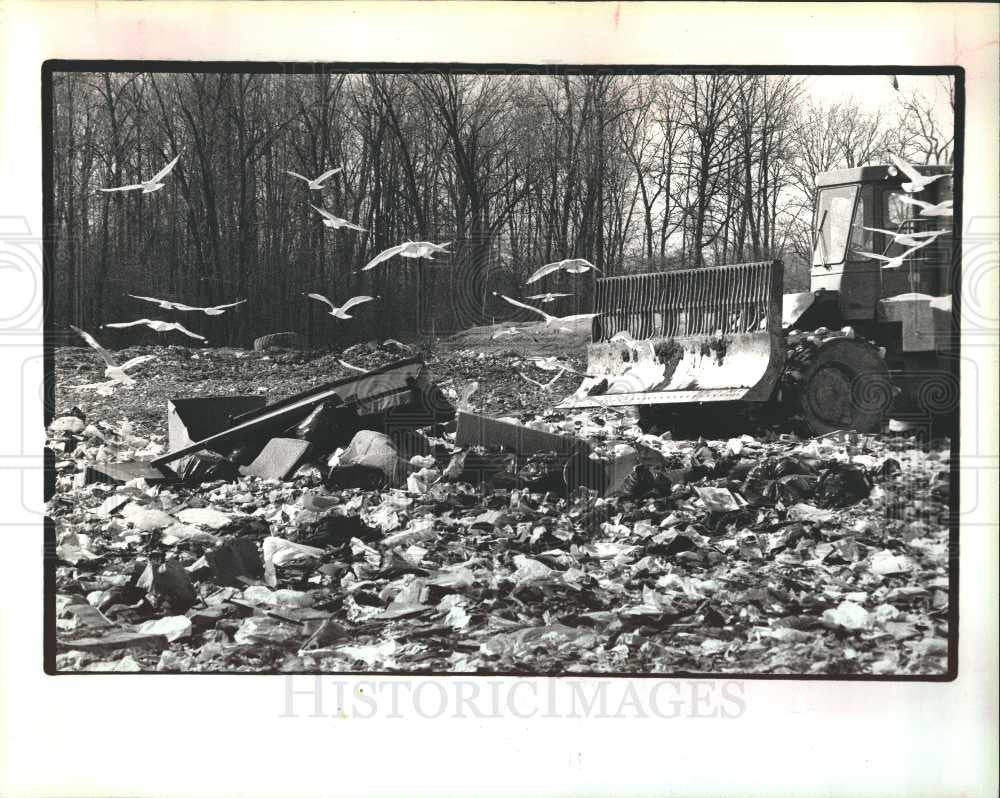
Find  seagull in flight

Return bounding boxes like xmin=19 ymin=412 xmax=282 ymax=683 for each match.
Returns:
xmin=100 ymin=153 xmax=180 ymax=194
xmin=69 ymin=325 xmax=156 ymax=386
xmin=525 ymin=258 xmax=603 ymax=285
xmin=456 ymin=381 xmax=479 ymax=410
xmin=305 ymin=292 xmax=377 ymax=319
xmin=862 ymin=227 xmax=948 ymax=248
xmin=494 ymin=292 xmax=599 ymax=331
xmin=889 ymin=154 xmax=950 ymax=194
xmin=310 ymin=204 xmax=367 ymax=232
xmin=526 ymin=292 xmax=573 ymax=304
xmin=529 ymin=356 xmax=582 ymax=374
xmin=102 ymin=319 xmax=206 ymax=341
xmin=129 ymin=294 xmax=246 ymax=316
xmin=853 ymin=245 xmax=924 ymax=270
xmin=897 ymin=196 xmax=954 ymax=217
xmin=361 ymin=241 xmax=451 ymax=272
xmin=491 ymin=326 xmax=536 ymax=341
xmin=518 ymin=368 xmax=567 ymax=391
xmin=338 ymin=359 xmax=368 ymax=373
xmin=286 ymin=167 xmax=342 ymax=190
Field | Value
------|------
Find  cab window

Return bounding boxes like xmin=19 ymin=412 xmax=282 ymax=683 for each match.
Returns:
xmin=812 ymin=185 xmax=858 ymax=266
xmin=849 ymin=185 xmax=872 ymax=252
xmin=887 ymin=192 xmax=910 ymax=226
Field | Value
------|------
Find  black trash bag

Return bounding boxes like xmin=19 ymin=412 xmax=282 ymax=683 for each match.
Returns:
xmin=518 ymin=451 xmax=571 ymax=493
xmin=743 ymin=455 xmax=816 ymax=505
xmin=765 ymin=473 xmax=820 ymax=504
xmin=741 ymin=457 xmax=778 ymax=503
xmin=324 ymin=465 xmax=389 ymax=491
xmin=814 ymin=463 xmax=871 ymax=508
xmin=136 ymin=557 xmax=198 ymax=612
xmin=174 ymin=449 xmax=239 ymax=485
xmin=774 ymin=456 xmax=813 ymax=477
xmin=301 ymin=514 xmax=379 ymax=547
xmin=224 ymin=517 xmax=272 ymax=540
xmin=873 ymin=458 xmax=902 ymax=480
xmin=205 ymin=537 xmax=265 ymax=586
xmin=616 ymin=463 xmax=674 ymax=499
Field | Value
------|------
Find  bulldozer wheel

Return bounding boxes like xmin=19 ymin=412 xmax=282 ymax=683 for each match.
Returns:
xmin=798 ymin=337 xmax=892 ymax=435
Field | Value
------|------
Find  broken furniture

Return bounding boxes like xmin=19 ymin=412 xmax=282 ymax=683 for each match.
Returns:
xmin=239 ymin=438 xmax=312 ymax=481
xmin=168 ymin=396 xmax=266 ymax=451
xmin=153 ymin=356 xmax=453 ymax=468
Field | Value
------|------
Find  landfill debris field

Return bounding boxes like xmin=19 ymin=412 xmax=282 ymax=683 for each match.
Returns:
xmin=49 ymin=340 xmax=952 ymax=675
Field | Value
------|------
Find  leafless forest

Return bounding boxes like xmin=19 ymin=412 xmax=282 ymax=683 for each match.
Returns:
xmin=50 ymin=71 xmax=953 ymax=346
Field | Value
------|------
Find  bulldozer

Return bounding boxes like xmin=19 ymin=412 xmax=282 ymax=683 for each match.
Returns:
xmin=558 ymin=164 xmax=957 ymax=435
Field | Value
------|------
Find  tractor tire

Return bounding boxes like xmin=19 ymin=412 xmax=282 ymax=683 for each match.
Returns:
xmin=786 ymin=334 xmax=893 ymax=435
xmin=253 ymin=332 xmax=301 ymax=352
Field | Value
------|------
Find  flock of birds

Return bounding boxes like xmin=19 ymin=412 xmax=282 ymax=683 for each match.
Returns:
xmin=851 ymin=154 xmax=954 ymax=275
xmin=72 ymin=152 xmax=604 ymax=392
xmin=70 ymin=149 xmax=952 ymax=394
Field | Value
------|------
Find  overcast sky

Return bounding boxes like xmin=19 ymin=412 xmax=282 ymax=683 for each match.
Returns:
xmin=803 ymin=73 xmax=953 ymax=122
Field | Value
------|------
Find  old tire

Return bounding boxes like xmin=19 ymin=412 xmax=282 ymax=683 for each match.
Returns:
xmin=798 ymin=337 xmax=892 ymax=435
xmin=253 ymin=332 xmax=300 ymax=352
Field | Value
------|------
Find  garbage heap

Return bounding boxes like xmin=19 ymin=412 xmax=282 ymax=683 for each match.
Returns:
xmin=47 ymin=353 xmax=950 ymax=675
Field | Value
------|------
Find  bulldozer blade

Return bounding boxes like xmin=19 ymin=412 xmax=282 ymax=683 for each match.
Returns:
xmin=557 ymin=259 xmax=785 ymax=409
xmin=558 ymin=331 xmax=784 ymax=408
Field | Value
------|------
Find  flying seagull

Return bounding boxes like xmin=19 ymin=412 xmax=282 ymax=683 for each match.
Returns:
xmin=491 ymin=326 xmax=536 ymax=341
xmin=526 ymin=292 xmax=573 ymax=304
xmin=129 ymin=294 xmax=246 ymax=316
xmin=69 ymin=325 xmax=156 ymax=386
xmin=862 ymin=227 xmax=948 ymax=248
xmin=310 ymin=204 xmax=367 ymax=232
xmin=305 ymin=292 xmax=377 ymax=319
xmin=529 ymin=356 xmax=582 ymax=374
xmin=897 ymin=196 xmax=954 ymax=217
xmin=360 ymin=241 xmax=451 ymax=272
xmin=518 ymin=368 xmax=567 ymax=391
xmin=100 ymin=153 xmax=180 ymax=194
xmin=889 ymin=154 xmax=950 ymax=194
xmin=494 ymin=292 xmax=599 ymax=331
xmin=338 ymin=359 xmax=368 ymax=373
xmin=286 ymin=167 xmax=342 ymax=190
xmin=102 ymin=319 xmax=207 ymax=341
xmin=457 ymin=381 xmax=479 ymax=410
xmin=525 ymin=258 xmax=603 ymax=285
xmin=853 ymin=245 xmax=924 ymax=270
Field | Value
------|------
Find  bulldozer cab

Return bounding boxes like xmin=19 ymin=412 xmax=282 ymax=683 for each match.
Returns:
xmin=810 ymin=165 xmax=954 ymax=318
xmin=556 ymin=161 xmax=954 ymax=418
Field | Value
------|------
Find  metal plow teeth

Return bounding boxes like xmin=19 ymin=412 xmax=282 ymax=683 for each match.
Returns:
xmin=558 ymin=260 xmax=785 ymax=410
